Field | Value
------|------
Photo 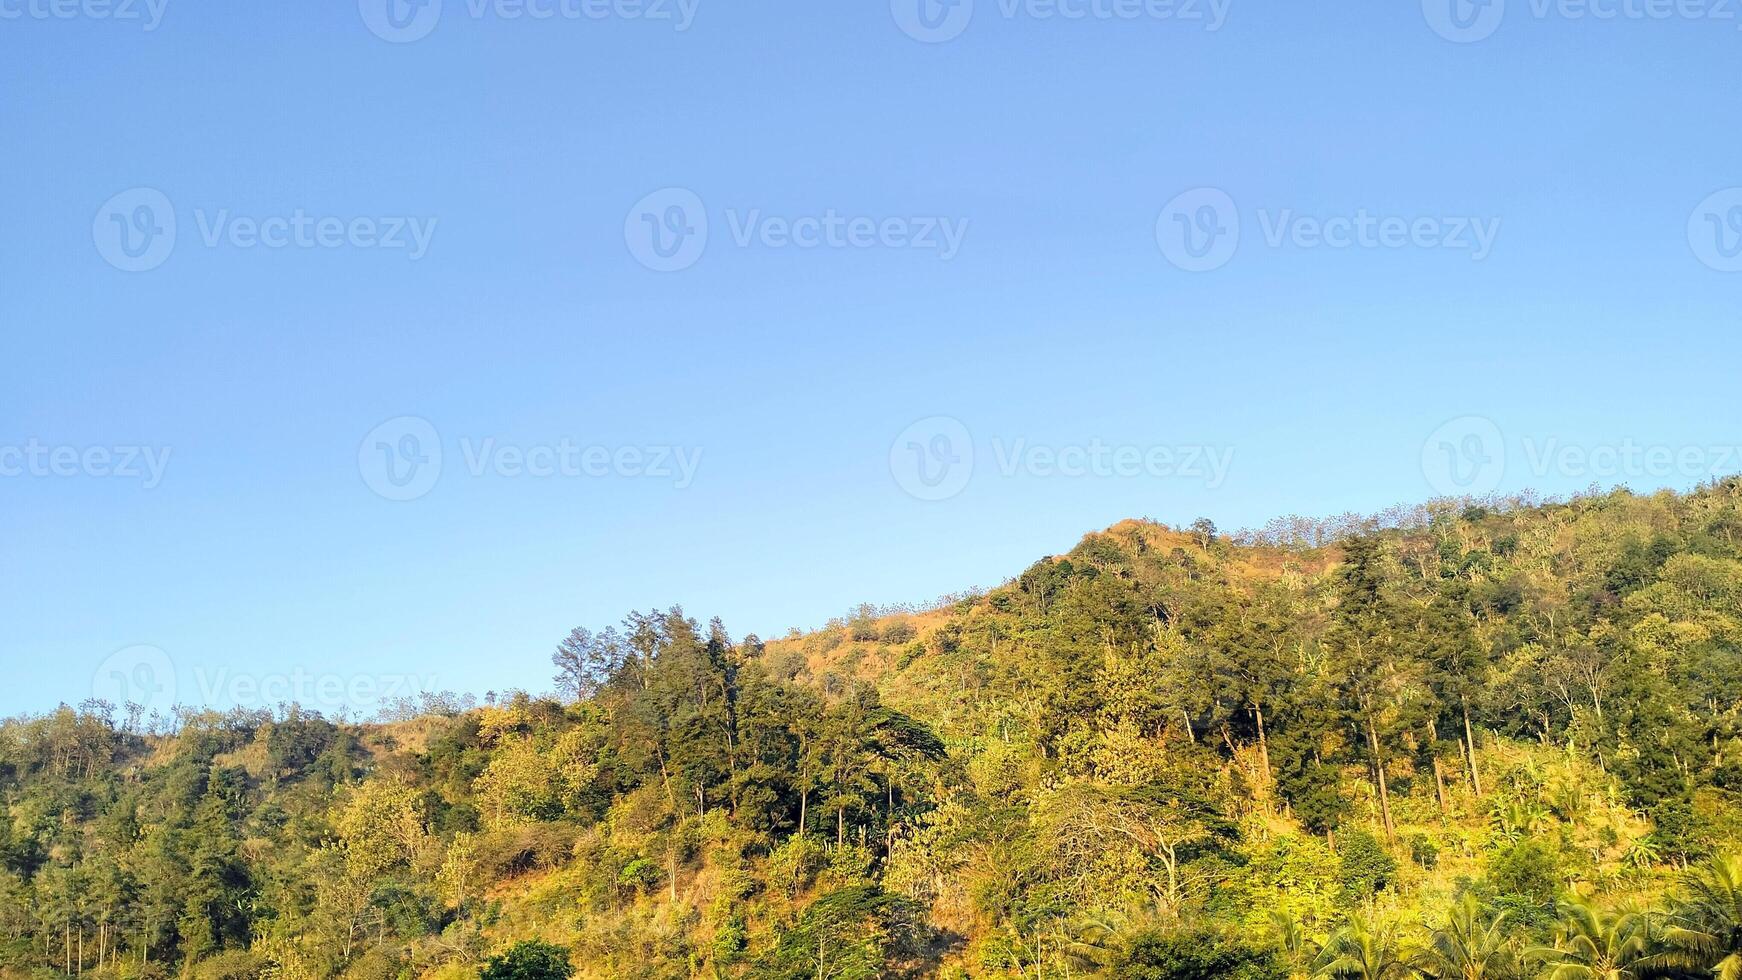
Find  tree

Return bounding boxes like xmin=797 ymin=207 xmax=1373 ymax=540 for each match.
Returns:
xmin=1325 ymin=537 xmax=1426 ymax=840
xmin=179 ymin=768 xmax=252 ymax=963
xmin=551 ymin=627 xmax=622 ymax=702
xmin=1533 ymin=897 xmax=1654 ymax=980
xmin=1416 ymin=895 xmax=1518 ymax=980
xmin=1648 ymin=854 xmax=1742 ymax=979
xmin=1320 ymin=916 xmax=1414 ymax=980
xmin=750 ymin=886 xmax=926 ymax=980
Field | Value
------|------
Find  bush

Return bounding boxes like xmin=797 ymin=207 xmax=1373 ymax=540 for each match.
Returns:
xmin=616 ymin=856 xmax=663 ymax=896
xmin=187 ymin=952 xmax=264 ymax=980
xmin=474 ymin=823 xmax=580 ymax=878
xmin=1336 ymin=830 xmax=1397 ymax=902
xmin=338 ymin=947 xmax=404 ymax=980
xmin=479 ymin=941 xmax=574 ymax=980
xmin=751 ymin=887 xmax=927 ymax=980
xmin=1110 ymin=928 xmax=1285 ymax=980
xmin=880 ymin=620 xmax=917 ymax=644
xmin=1408 ymin=833 xmax=1440 ymax=869
xmin=1486 ymin=837 xmax=1562 ymax=908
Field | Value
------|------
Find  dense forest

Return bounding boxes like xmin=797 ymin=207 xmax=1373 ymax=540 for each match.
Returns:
xmin=13 ymin=483 xmax=1742 ymax=978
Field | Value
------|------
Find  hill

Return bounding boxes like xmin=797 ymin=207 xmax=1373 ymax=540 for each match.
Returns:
xmin=9 ymin=483 xmax=1742 ymax=978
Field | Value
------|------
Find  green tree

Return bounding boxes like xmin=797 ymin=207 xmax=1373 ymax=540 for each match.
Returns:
xmin=750 ymin=886 xmax=926 ymax=980
xmin=1416 ymin=895 xmax=1518 ymax=980
xmin=1533 ymin=897 xmax=1654 ymax=980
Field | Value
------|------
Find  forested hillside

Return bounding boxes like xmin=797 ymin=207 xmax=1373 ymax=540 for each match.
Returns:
xmin=13 ymin=483 xmax=1742 ymax=978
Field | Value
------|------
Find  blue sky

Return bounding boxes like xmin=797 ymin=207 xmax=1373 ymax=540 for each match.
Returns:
xmin=4 ymin=0 xmax=1742 ymax=718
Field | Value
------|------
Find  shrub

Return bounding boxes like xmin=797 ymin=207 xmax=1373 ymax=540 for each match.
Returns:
xmin=880 ymin=620 xmax=917 ymax=644
xmin=1336 ymin=830 xmax=1397 ymax=902
xmin=479 ymin=941 xmax=573 ymax=980
xmin=1486 ymin=837 xmax=1562 ymax=908
xmin=474 ymin=823 xmax=580 ymax=878
xmin=187 ymin=952 xmax=264 ymax=980
xmin=1408 ymin=833 xmax=1440 ymax=869
xmin=1110 ymin=928 xmax=1285 ymax=980
xmin=750 ymin=886 xmax=927 ymax=980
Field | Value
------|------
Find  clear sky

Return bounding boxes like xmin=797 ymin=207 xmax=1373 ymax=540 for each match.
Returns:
xmin=4 ymin=0 xmax=1742 ymax=719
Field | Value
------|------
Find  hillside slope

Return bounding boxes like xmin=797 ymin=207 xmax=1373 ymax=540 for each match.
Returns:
xmin=8 ymin=483 xmax=1742 ymax=978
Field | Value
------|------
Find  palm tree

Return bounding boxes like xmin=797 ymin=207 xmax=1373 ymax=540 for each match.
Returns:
xmin=1268 ymin=910 xmax=1326 ymax=980
xmin=1416 ymin=895 xmax=1518 ymax=980
xmin=1645 ymin=854 xmax=1742 ymax=980
xmin=1320 ymin=915 xmax=1415 ymax=980
xmin=1053 ymin=909 xmax=1131 ymax=974
xmin=1531 ymin=896 xmax=1655 ymax=980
